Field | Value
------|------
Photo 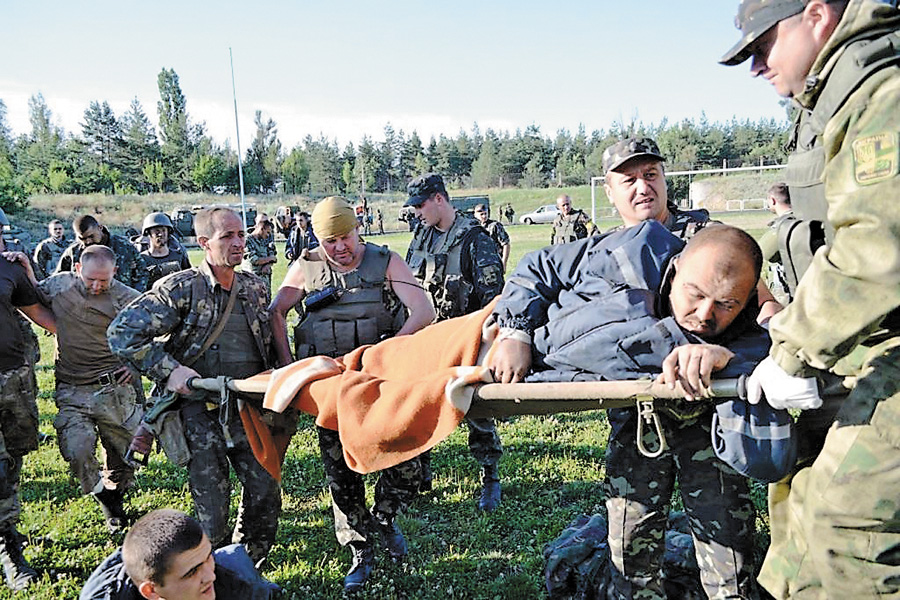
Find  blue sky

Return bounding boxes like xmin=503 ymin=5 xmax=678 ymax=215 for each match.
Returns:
xmin=2 ymin=1 xmax=786 ymax=149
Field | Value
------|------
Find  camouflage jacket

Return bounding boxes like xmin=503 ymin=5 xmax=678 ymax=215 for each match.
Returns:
xmin=33 ymin=236 xmax=69 ymax=280
xmin=551 ymin=209 xmax=598 ymax=245
xmin=57 ymin=228 xmax=149 ymax=292
xmin=242 ymin=233 xmax=277 ymax=276
xmin=769 ymin=0 xmax=900 ymax=376
xmin=107 ymin=260 xmax=274 ymax=384
xmin=481 ymin=218 xmax=510 ymax=253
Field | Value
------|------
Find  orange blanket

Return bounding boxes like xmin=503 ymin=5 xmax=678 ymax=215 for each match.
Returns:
xmin=241 ymin=300 xmax=499 ymax=481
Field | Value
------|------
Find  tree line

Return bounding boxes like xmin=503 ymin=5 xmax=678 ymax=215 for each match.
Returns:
xmin=0 ymin=67 xmax=791 ymax=211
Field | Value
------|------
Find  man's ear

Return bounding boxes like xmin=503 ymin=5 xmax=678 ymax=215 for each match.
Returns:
xmin=197 ymin=236 xmax=209 ymax=250
xmin=75 ymin=262 xmax=82 ymax=276
xmin=138 ymin=580 xmax=160 ymax=600
xmin=804 ymin=0 xmax=841 ymax=42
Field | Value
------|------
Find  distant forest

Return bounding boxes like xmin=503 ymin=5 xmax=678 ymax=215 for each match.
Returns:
xmin=0 ymin=67 xmax=791 ymax=211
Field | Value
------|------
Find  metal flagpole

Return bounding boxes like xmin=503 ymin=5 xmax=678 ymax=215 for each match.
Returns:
xmin=229 ymin=48 xmax=248 ymax=230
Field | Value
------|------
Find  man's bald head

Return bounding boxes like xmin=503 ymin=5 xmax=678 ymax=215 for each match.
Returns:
xmin=669 ymin=225 xmax=761 ymax=339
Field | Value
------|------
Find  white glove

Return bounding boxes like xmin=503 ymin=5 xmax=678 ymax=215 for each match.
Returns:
xmin=747 ymin=356 xmax=822 ymax=410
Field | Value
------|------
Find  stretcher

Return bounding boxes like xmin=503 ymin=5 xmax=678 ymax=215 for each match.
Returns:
xmin=183 ymin=375 xmax=751 ymax=459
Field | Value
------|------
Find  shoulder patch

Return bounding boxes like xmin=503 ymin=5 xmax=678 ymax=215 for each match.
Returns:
xmin=852 ymin=132 xmax=899 ymax=185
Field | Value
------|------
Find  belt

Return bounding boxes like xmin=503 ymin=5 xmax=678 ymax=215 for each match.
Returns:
xmin=90 ymin=372 xmax=117 ymax=387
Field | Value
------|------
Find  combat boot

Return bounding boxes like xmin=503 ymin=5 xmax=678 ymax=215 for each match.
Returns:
xmin=375 ymin=518 xmax=408 ymax=561
xmin=477 ymin=464 xmax=501 ymax=512
xmin=343 ymin=542 xmax=374 ymax=593
xmin=0 ymin=527 xmax=37 ymax=591
xmin=93 ymin=487 xmax=127 ymax=533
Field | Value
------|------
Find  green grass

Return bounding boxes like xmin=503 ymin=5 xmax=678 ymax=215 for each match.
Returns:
xmin=10 ymin=211 xmax=773 ymax=599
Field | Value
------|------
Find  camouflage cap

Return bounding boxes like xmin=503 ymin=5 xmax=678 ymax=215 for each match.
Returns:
xmin=405 ymin=173 xmax=447 ymax=207
xmin=720 ymin=0 xmax=807 ymax=66
xmin=602 ymin=137 xmax=665 ymax=174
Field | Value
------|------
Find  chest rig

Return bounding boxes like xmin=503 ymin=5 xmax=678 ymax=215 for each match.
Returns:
xmin=407 ymin=216 xmax=481 ymax=320
xmin=294 ymin=243 xmax=401 ymax=358
xmin=780 ymin=27 xmax=900 ymax=295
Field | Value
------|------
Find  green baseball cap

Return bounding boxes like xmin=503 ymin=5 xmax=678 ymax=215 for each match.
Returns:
xmin=602 ymin=137 xmax=665 ymax=174
xmin=720 ymin=0 xmax=807 ymax=66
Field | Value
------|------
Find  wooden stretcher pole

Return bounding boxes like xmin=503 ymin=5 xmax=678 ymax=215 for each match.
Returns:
xmin=466 ymin=378 xmax=744 ymax=419
xmin=185 ymin=375 xmax=746 ymax=419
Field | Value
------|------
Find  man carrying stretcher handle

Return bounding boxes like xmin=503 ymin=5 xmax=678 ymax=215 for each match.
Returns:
xmin=489 ymin=220 xmax=770 ymax=599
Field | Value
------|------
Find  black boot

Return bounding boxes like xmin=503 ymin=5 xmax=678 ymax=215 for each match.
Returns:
xmin=343 ymin=543 xmax=374 ymax=593
xmin=477 ymin=464 xmax=501 ymax=512
xmin=0 ymin=527 xmax=37 ymax=591
xmin=93 ymin=487 xmax=127 ymax=533
xmin=375 ymin=519 xmax=408 ymax=561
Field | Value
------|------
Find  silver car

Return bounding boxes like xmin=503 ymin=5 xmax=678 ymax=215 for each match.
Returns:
xmin=519 ymin=204 xmax=559 ymax=225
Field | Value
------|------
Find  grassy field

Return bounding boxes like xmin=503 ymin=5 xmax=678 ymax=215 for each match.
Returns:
xmin=8 ymin=211 xmax=773 ymax=599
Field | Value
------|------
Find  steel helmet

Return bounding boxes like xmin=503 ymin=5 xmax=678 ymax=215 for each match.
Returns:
xmin=141 ymin=212 xmax=174 ymax=236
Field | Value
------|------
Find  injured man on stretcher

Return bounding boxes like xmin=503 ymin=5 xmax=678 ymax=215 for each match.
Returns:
xmin=242 ymin=219 xmax=771 ymax=482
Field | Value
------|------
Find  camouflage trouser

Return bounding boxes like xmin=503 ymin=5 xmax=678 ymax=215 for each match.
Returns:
xmin=604 ymin=407 xmax=757 ymax=600
xmin=316 ymin=426 xmax=421 ymax=546
xmin=466 ymin=416 xmax=503 ymax=467
xmin=759 ymin=339 xmax=900 ymax=599
xmin=17 ymin=315 xmax=40 ymax=368
xmin=54 ymin=381 xmax=143 ymax=494
xmin=181 ymin=402 xmax=282 ymax=563
xmin=0 ymin=365 xmax=39 ymax=529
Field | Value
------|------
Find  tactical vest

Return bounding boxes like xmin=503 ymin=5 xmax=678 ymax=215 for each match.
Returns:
xmin=407 ymin=215 xmax=481 ymax=320
xmin=294 ymin=243 xmax=401 ymax=359
xmin=782 ymin=27 xmax=900 ymax=295
xmin=192 ymin=295 xmax=265 ymax=380
xmin=143 ymin=250 xmax=186 ymax=287
xmin=553 ymin=211 xmax=589 ymax=244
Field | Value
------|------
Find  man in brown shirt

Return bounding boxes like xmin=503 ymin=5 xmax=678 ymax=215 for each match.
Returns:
xmin=20 ymin=245 xmax=143 ymax=533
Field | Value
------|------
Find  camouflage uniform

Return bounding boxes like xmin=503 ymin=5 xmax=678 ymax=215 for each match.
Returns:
xmin=727 ymin=2 xmax=900 ymax=597
xmin=107 ymin=260 xmax=289 ymax=562
xmin=32 ymin=236 xmax=69 ymax=280
xmin=502 ymin=220 xmax=758 ymax=599
xmin=39 ymin=273 xmax=143 ymax=495
xmin=295 ymin=243 xmax=422 ymax=546
xmin=406 ymin=213 xmax=505 ymax=486
xmin=480 ymin=218 xmax=510 ymax=260
xmin=57 ymin=228 xmax=149 ymax=292
xmin=551 ymin=208 xmax=598 ymax=245
xmin=140 ymin=245 xmax=191 ymax=289
xmin=242 ymin=233 xmax=277 ymax=293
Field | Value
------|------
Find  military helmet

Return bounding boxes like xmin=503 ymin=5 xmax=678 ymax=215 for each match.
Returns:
xmin=141 ymin=212 xmax=174 ymax=236
xmin=0 ymin=207 xmax=8 ymax=228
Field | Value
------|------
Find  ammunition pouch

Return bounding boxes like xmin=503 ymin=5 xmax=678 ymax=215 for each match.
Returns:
xmin=152 ymin=405 xmax=191 ymax=467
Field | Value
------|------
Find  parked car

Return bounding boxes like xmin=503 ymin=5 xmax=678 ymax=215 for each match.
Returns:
xmin=519 ymin=204 xmax=559 ymax=225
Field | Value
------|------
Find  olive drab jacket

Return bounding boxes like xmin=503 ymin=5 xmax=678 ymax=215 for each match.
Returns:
xmin=771 ymin=0 xmax=900 ymax=376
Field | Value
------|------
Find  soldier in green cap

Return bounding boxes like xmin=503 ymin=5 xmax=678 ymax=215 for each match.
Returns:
xmin=722 ymin=0 xmax=900 ymax=597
